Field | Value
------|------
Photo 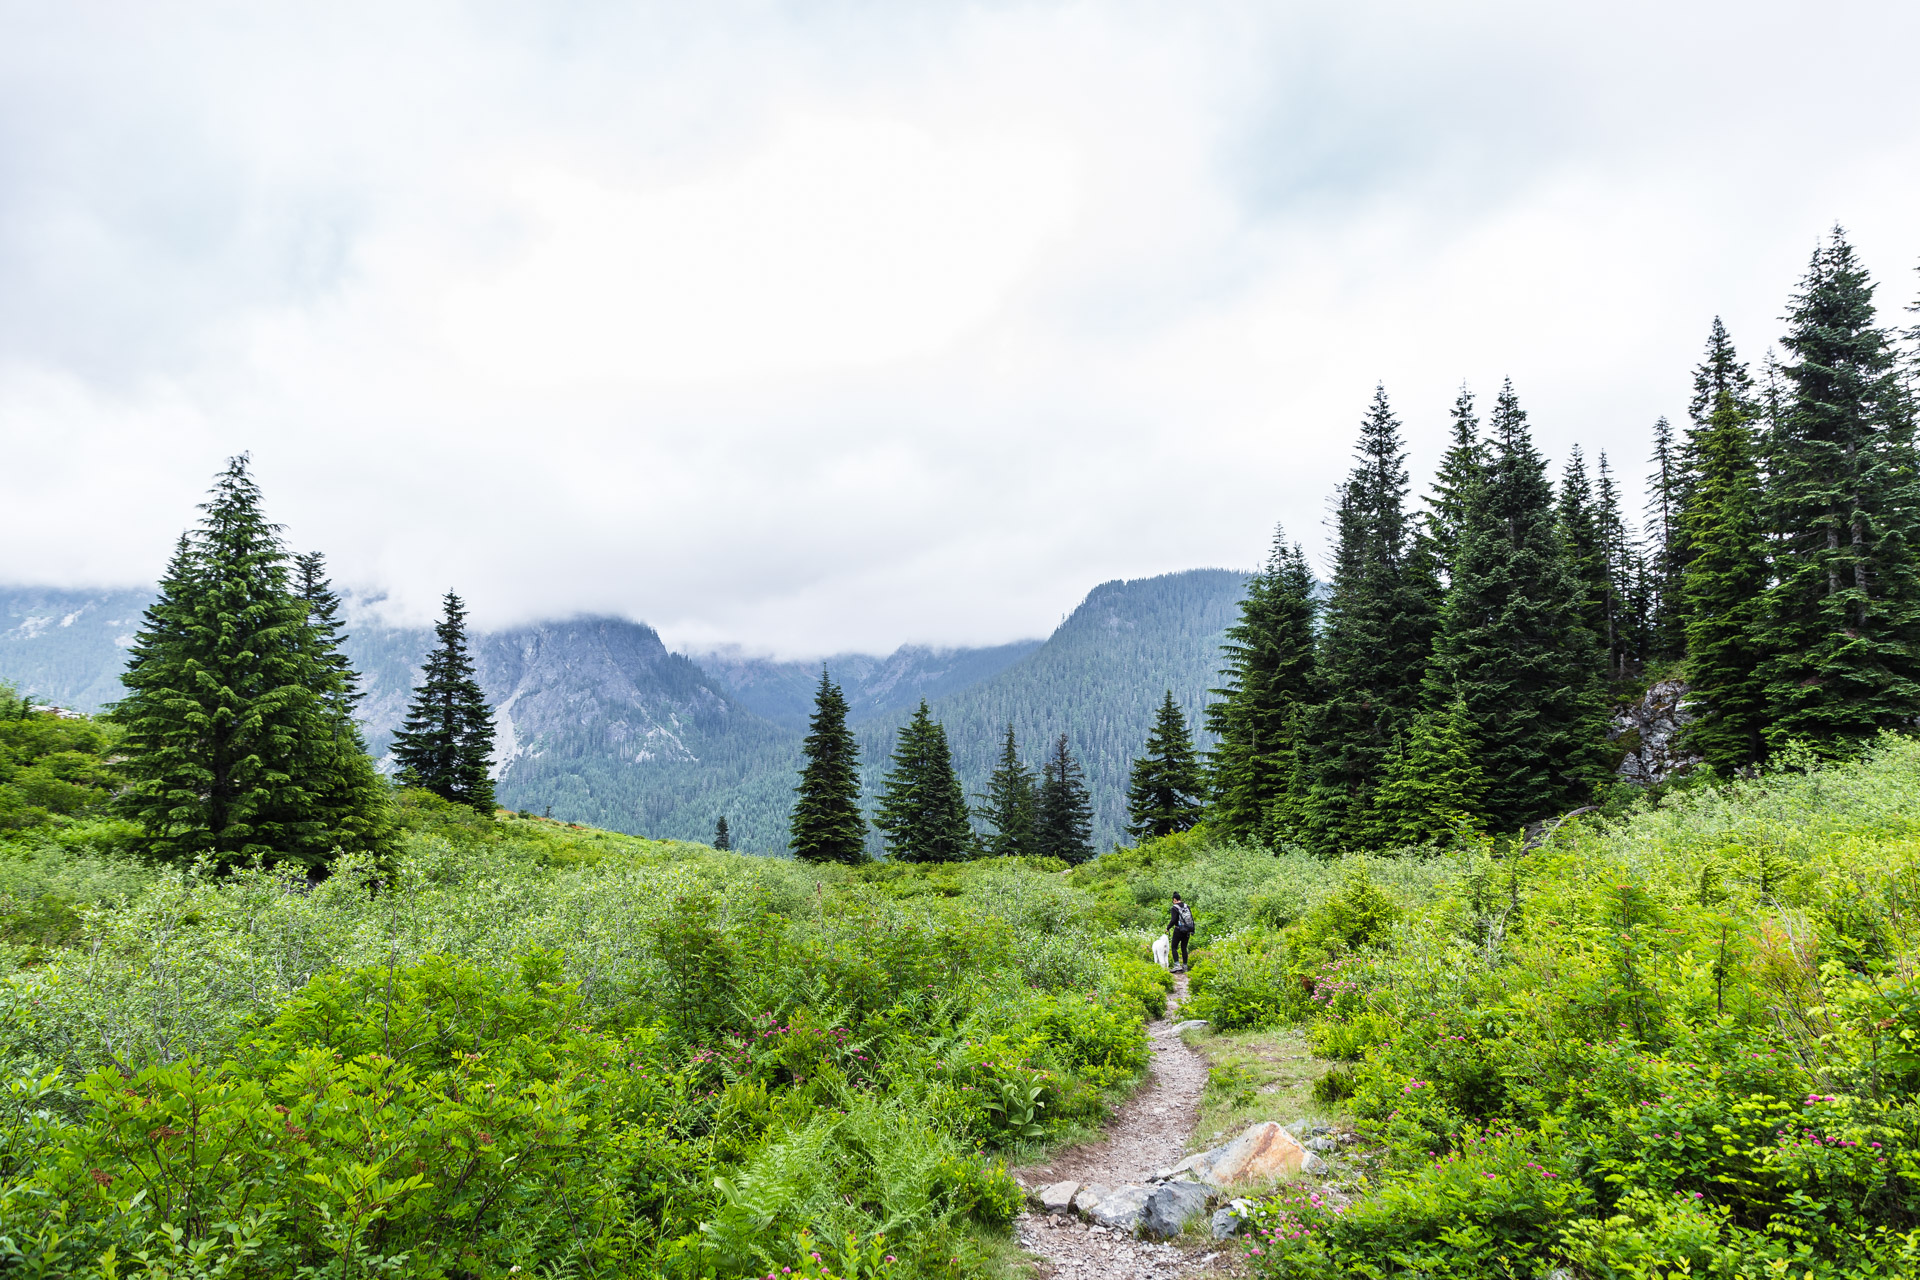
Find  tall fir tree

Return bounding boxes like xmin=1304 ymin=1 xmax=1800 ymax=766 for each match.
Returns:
xmin=1424 ymin=386 xmax=1488 ymax=588
xmin=1593 ymin=453 xmax=1647 ymax=682
xmin=872 ymin=700 xmax=975 ymax=862
xmin=1760 ymin=230 xmax=1920 ymax=751
xmin=1365 ymin=697 xmax=1487 ymax=847
xmin=1126 ymin=690 xmax=1206 ymax=839
xmin=1301 ymin=386 xmax=1439 ymax=851
xmin=294 ymin=552 xmax=395 ymax=861
xmin=1645 ymin=415 xmax=1691 ymax=663
xmin=1428 ymin=381 xmax=1612 ymax=831
xmin=116 ymin=456 xmax=386 ymax=870
xmin=1205 ymin=526 xmax=1318 ymax=844
xmin=975 ymin=723 xmax=1038 ymax=857
xmin=789 ymin=671 xmax=866 ymax=863
xmin=712 ymin=815 xmax=731 ymax=851
xmin=1680 ymin=321 xmax=1769 ymax=773
xmin=1556 ymin=445 xmax=1613 ymax=672
xmin=392 ymin=592 xmax=498 ymax=813
xmin=1034 ymin=733 xmax=1095 ymax=865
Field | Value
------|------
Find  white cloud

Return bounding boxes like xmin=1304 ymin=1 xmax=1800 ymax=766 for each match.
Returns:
xmin=1 ymin=1 xmax=1918 ymax=655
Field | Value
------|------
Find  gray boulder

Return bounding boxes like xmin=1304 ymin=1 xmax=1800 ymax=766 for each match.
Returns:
xmin=1142 ymin=1181 xmax=1213 ymax=1238
xmin=1087 ymin=1185 xmax=1153 ymax=1232
xmin=1036 ymin=1180 xmax=1078 ymax=1214
xmin=1070 ymin=1183 xmax=1111 ymax=1217
xmin=1210 ymin=1207 xmax=1244 ymax=1238
xmin=1170 ymin=1019 xmax=1210 ymax=1033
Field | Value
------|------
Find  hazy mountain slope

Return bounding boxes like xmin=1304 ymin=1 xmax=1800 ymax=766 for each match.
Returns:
xmin=855 ymin=569 xmax=1250 ymax=849
xmin=692 ymin=639 xmax=1044 ymax=729
xmin=0 ymin=569 xmax=1252 ymax=851
xmin=0 ymin=587 xmax=156 ymax=710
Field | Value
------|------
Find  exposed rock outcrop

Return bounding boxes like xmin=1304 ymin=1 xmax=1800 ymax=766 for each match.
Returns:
xmin=1612 ymin=678 xmax=1699 ymax=786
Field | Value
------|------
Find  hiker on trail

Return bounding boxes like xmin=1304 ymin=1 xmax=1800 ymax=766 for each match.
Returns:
xmin=1168 ymin=893 xmax=1194 ymax=972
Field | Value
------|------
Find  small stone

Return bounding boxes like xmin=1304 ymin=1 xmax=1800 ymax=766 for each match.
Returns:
xmin=1170 ymin=1019 xmax=1210 ymax=1033
xmin=1306 ymin=1136 xmax=1338 ymax=1152
xmin=1037 ymin=1180 xmax=1079 ymax=1213
xmin=1210 ymin=1206 xmax=1244 ymax=1238
xmin=1302 ymin=1152 xmax=1329 ymax=1175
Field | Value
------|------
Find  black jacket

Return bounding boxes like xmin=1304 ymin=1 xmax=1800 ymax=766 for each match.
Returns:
xmin=1169 ymin=903 xmax=1193 ymax=934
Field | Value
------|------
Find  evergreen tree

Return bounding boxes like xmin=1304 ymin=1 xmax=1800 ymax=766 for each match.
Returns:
xmin=713 ymin=815 xmax=731 ymax=850
xmin=1205 ymin=526 xmax=1318 ymax=843
xmin=392 ymin=592 xmax=498 ymax=813
xmin=1126 ymin=690 xmax=1205 ymax=839
xmin=1424 ymin=385 xmax=1488 ymax=587
xmin=789 ymin=671 xmax=866 ymax=863
xmin=1557 ymin=445 xmax=1611 ymax=665
xmin=1645 ymin=415 xmax=1691 ymax=662
xmin=1681 ymin=321 xmax=1769 ymax=773
xmin=116 ymin=456 xmax=385 ymax=870
xmin=1034 ymin=733 xmax=1095 ymax=864
xmin=975 ymin=723 xmax=1038 ymax=857
xmin=1760 ymin=230 xmax=1920 ymax=751
xmin=1594 ymin=453 xmax=1647 ymax=682
xmin=1301 ymin=386 xmax=1439 ymax=850
xmin=1428 ymin=381 xmax=1612 ymax=831
xmin=294 ymin=551 xmax=395 ymax=861
xmin=872 ymin=700 xmax=975 ymax=862
xmin=1365 ymin=697 xmax=1487 ymax=847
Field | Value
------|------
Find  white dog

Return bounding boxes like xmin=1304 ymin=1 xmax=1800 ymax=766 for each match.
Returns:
xmin=1152 ymin=933 xmax=1172 ymax=969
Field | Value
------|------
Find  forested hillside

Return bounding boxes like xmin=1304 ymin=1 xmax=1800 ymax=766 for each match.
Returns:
xmin=0 ymin=571 xmax=1243 ymax=851
xmin=692 ymin=640 xmax=1043 ymax=730
xmin=857 ymin=570 xmax=1248 ymax=848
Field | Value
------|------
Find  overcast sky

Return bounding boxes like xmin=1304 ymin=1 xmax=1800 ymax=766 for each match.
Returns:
xmin=3 ymin=1 xmax=1917 ymax=656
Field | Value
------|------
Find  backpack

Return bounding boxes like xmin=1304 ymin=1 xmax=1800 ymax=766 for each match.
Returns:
xmin=1173 ymin=902 xmax=1194 ymax=932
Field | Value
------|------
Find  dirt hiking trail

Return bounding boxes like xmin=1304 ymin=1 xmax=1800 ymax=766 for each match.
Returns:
xmin=1012 ymin=974 xmax=1228 ymax=1278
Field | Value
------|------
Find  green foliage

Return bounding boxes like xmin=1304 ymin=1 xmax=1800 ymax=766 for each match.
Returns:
xmin=791 ymin=671 xmax=867 ymax=864
xmin=1365 ymin=696 xmax=1487 ymax=848
xmin=391 ymin=590 xmax=497 ymax=814
xmin=0 ymin=792 xmax=1161 ymax=1278
xmin=1126 ymin=690 xmax=1205 ymax=840
xmin=0 ymin=690 xmax=123 ymax=834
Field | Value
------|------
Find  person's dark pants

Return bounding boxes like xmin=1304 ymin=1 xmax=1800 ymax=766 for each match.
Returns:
xmin=1172 ymin=930 xmax=1192 ymax=966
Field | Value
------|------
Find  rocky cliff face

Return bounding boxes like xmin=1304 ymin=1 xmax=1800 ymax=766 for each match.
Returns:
xmin=1611 ymin=678 xmax=1699 ymax=786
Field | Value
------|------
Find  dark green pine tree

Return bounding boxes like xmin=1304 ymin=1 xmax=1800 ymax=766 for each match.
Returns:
xmin=1365 ymin=697 xmax=1488 ymax=847
xmin=975 ymin=722 xmax=1038 ymax=858
xmin=1034 ymin=733 xmax=1095 ymax=865
xmin=294 ymin=552 xmax=395 ymax=862
xmin=1300 ymin=386 xmax=1439 ymax=851
xmin=391 ymin=592 xmax=498 ymax=813
xmin=1593 ymin=453 xmax=1647 ymax=682
xmin=872 ymin=700 xmax=975 ymax=862
xmin=1126 ymin=690 xmax=1206 ymax=840
xmin=1428 ymin=380 xmax=1612 ymax=831
xmin=1759 ymin=230 xmax=1920 ymax=751
xmin=789 ymin=670 xmax=867 ymax=863
xmin=1205 ymin=526 xmax=1318 ymax=844
xmin=713 ymin=815 xmax=731 ymax=851
xmin=1645 ymin=415 xmax=1692 ymax=664
xmin=116 ymin=457 xmax=381 ymax=870
xmin=1680 ymin=320 xmax=1769 ymax=774
xmin=1424 ymin=386 xmax=1488 ymax=587
xmin=1556 ymin=445 xmax=1612 ymax=668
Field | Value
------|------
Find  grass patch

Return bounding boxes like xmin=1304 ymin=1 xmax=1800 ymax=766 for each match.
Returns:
xmin=1185 ymin=1024 xmax=1338 ymax=1153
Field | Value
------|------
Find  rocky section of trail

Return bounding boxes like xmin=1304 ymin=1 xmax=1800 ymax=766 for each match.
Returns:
xmin=1012 ymin=974 xmax=1220 ymax=1279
